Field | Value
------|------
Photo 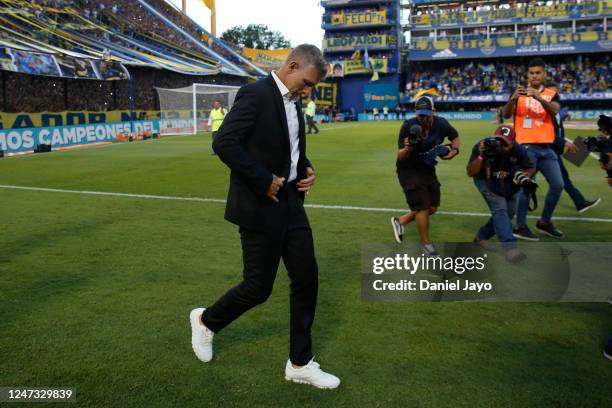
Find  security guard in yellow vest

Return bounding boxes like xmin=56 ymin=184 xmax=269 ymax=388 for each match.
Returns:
xmin=305 ymin=98 xmax=319 ymax=134
xmin=209 ymin=100 xmax=227 ymax=155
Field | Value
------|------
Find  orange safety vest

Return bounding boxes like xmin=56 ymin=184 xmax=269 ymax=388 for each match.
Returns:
xmin=514 ymin=87 xmax=557 ymax=144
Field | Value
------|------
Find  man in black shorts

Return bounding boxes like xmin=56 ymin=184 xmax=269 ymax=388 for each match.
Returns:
xmin=391 ymin=96 xmax=460 ymax=256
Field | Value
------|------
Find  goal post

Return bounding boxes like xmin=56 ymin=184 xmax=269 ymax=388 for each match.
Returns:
xmin=155 ymin=83 xmax=240 ymax=135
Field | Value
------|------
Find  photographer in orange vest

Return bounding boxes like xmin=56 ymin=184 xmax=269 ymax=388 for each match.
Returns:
xmin=503 ymin=58 xmax=564 ymax=240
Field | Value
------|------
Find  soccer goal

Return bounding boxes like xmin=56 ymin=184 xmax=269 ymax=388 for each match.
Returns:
xmin=155 ymin=83 xmax=240 ymax=135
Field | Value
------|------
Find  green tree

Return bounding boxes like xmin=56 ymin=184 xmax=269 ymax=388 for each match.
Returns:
xmin=220 ymin=24 xmax=291 ymax=49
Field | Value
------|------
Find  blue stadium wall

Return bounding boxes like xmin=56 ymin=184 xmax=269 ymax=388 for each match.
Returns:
xmin=337 ymin=74 xmax=400 ymax=113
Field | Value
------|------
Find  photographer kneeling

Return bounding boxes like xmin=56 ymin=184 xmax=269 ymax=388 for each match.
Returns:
xmin=584 ymin=115 xmax=612 ymax=361
xmin=585 ymin=114 xmax=612 ymax=188
xmin=467 ymin=126 xmax=536 ymax=263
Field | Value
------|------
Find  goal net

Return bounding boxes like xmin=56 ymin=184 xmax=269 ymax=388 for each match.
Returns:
xmin=155 ymin=83 xmax=240 ymax=135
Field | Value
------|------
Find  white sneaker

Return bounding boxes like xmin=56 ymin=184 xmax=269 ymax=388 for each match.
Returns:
xmin=190 ymin=308 xmax=214 ymax=362
xmin=284 ymin=359 xmax=340 ymax=389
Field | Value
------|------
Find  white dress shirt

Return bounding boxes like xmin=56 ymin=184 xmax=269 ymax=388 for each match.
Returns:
xmin=271 ymin=71 xmax=300 ymax=183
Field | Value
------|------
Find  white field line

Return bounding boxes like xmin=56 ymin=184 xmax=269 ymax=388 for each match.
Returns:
xmin=1 ymin=184 xmax=610 ymax=223
xmin=318 ymin=124 xmax=359 ymax=132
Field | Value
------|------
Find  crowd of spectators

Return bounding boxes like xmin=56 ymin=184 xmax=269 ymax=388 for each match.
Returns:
xmin=411 ymin=0 xmax=602 ymax=26
xmin=133 ymin=0 xmax=261 ymax=75
xmin=325 ymin=30 xmax=393 ymax=39
xmin=0 ymin=66 xmax=246 ymax=113
xmin=325 ymin=51 xmax=393 ymax=62
xmin=0 ymin=0 xmax=261 ymax=114
xmin=405 ymin=55 xmax=611 ymax=99
xmin=413 ymin=20 xmax=606 ymax=45
xmin=3 ymin=0 xmax=261 ymax=78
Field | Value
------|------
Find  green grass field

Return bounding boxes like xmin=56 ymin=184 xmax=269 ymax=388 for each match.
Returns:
xmin=1 ymin=121 xmax=611 ymax=407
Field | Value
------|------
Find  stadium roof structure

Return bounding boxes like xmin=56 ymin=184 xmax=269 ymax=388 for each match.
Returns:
xmin=0 ymin=0 xmax=267 ymax=78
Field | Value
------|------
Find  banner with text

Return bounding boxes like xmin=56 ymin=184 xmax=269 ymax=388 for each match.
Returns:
xmin=401 ymin=92 xmax=612 ymax=103
xmin=0 ymin=111 xmax=160 ymax=130
xmin=344 ymin=58 xmax=389 ymax=75
xmin=241 ymin=47 xmax=291 ymax=72
xmin=330 ymin=9 xmax=387 ymax=26
xmin=0 ymin=120 xmax=160 ymax=154
xmin=363 ymin=82 xmax=399 ymax=109
xmin=310 ymin=83 xmax=337 ymax=107
xmin=1 ymin=48 xmax=129 ymax=80
xmin=323 ymin=34 xmax=395 ymax=51
xmin=358 ymin=110 xmax=612 ymax=121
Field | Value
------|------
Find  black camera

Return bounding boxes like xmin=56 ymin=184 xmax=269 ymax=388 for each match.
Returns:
xmin=407 ymin=124 xmax=425 ymax=147
xmin=583 ymin=136 xmax=612 ymax=153
xmin=513 ymin=171 xmax=538 ymax=195
xmin=513 ymin=170 xmax=539 ymax=210
xmin=597 ymin=113 xmax=612 ymax=134
xmin=482 ymin=137 xmax=504 ymax=159
xmin=584 ymin=115 xmax=612 ymax=169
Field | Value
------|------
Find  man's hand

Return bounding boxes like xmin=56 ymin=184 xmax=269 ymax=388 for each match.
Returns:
xmin=397 ymin=139 xmax=413 ymax=161
xmin=527 ymin=87 xmax=542 ymax=100
xmin=511 ymin=86 xmax=526 ymax=101
xmin=267 ymin=175 xmax=285 ymax=203
xmin=478 ymin=140 xmax=485 ymax=156
xmin=401 ymin=138 xmax=414 ymax=154
xmin=297 ymin=167 xmax=316 ymax=195
xmin=565 ymin=142 xmax=578 ymax=154
xmin=441 ymin=147 xmax=459 ymax=160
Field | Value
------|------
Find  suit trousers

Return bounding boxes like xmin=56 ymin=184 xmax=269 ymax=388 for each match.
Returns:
xmin=202 ymin=183 xmax=319 ymax=366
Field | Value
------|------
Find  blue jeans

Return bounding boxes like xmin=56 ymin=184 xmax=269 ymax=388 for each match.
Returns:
xmin=516 ymin=145 xmax=564 ymax=226
xmin=558 ymin=157 xmax=586 ymax=209
xmin=474 ymin=178 xmax=518 ymax=249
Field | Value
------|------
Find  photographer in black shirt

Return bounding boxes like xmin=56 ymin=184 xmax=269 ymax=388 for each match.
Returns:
xmin=391 ymin=96 xmax=460 ymax=256
xmin=467 ymin=126 xmax=536 ymax=262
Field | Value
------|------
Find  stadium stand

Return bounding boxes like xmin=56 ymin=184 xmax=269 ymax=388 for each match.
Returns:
xmin=0 ymin=0 xmax=264 ymax=116
xmin=406 ymin=55 xmax=612 ymax=99
xmin=400 ymin=0 xmax=612 ymax=111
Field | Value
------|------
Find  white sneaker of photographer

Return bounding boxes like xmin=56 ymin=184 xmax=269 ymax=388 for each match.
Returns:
xmin=190 ymin=308 xmax=214 ymax=362
xmin=285 ymin=359 xmax=340 ymax=389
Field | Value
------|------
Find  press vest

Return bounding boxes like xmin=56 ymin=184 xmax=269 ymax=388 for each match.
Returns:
xmin=514 ymin=87 xmax=557 ymax=144
xmin=210 ymin=108 xmax=225 ymax=132
xmin=306 ymin=101 xmax=316 ymax=117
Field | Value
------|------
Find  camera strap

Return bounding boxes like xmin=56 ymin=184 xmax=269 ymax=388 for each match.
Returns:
xmin=526 ymin=190 xmax=538 ymax=211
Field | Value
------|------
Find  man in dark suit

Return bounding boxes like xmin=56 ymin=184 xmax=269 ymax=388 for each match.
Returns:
xmin=190 ymin=45 xmax=340 ymax=389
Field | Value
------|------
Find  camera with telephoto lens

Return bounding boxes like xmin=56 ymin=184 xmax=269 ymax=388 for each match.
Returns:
xmin=407 ymin=124 xmax=425 ymax=147
xmin=583 ymin=114 xmax=612 ymax=171
xmin=513 ymin=170 xmax=539 ymax=210
xmin=481 ymin=137 xmax=504 ymax=159
xmin=513 ymin=171 xmax=538 ymax=195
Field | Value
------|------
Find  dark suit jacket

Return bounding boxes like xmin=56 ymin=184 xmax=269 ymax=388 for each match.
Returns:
xmin=212 ymin=74 xmax=313 ymax=231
